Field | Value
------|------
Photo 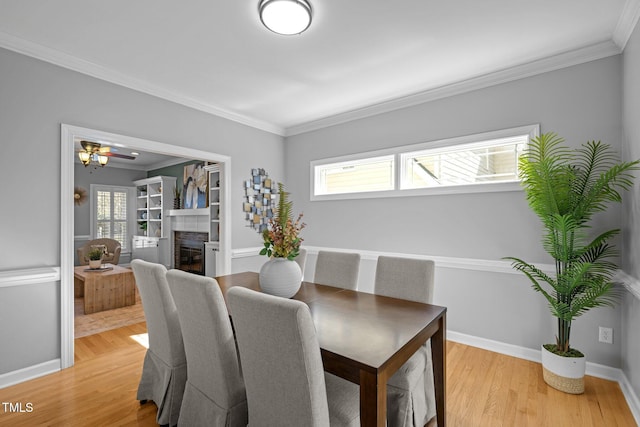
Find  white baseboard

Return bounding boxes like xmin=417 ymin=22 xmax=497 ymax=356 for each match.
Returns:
xmin=620 ymin=374 xmax=640 ymax=425
xmin=0 ymin=359 xmax=61 ymax=389
xmin=448 ymin=330 xmax=640 ymax=425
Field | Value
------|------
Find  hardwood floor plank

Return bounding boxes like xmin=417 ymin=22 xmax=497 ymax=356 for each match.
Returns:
xmin=0 ymin=326 xmax=636 ymax=426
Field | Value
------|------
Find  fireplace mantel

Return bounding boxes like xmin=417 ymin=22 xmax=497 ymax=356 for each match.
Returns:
xmin=168 ymin=208 xmax=208 ymax=217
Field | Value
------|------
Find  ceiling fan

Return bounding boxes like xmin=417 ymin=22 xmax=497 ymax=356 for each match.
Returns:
xmin=78 ymin=140 xmax=136 ymax=167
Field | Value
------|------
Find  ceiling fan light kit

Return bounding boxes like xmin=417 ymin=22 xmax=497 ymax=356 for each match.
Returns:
xmin=259 ymin=0 xmax=312 ymax=35
xmin=78 ymin=141 xmax=109 ymax=167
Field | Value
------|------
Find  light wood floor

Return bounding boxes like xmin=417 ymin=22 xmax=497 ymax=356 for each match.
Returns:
xmin=74 ymin=293 xmax=145 ymax=338
xmin=0 ymin=324 xmax=636 ymax=426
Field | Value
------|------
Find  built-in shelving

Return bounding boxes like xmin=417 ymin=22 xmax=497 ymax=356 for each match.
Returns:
xmin=205 ymin=164 xmax=221 ymax=244
xmin=132 ymin=176 xmax=176 ymax=268
xmin=134 ymin=176 xmax=176 ymax=239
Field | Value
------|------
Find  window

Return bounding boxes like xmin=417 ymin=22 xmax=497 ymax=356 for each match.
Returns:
xmin=310 ymin=124 xmax=538 ymax=200
xmin=313 ymin=155 xmax=394 ymax=196
xmin=400 ymin=136 xmax=525 ymax=189
xmin=91 ymin=185 xmax=132 ymax=250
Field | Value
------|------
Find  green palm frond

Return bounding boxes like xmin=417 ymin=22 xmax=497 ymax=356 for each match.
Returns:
xmin=275 ymin=182 xmax=293 ymax=229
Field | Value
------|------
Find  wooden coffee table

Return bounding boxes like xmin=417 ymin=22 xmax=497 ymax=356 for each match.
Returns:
xmin=74 ymin=265 xmax=137 ymax=314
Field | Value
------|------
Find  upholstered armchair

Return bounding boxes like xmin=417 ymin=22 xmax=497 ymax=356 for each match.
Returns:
xmin=77 ymin=238 xmax=121 ymax=266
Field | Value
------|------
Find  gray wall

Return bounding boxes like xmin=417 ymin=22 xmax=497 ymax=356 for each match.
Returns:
xmin=0 ymin=46 xmax=283 ymax=374
xmin=622 ymin=19 xmax=640 ymax=400
xmin=285 ymin=55 xmax=625 ymax=367
xmin=0 ymin=47 xmax=283 ymax=274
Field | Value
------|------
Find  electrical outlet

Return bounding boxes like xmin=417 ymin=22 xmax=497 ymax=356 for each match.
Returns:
xmin=599 ymin=326 xmax=613 ymax=344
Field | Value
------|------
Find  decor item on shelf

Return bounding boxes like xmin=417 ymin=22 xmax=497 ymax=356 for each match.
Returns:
xmin=259 ymin=182 xmax=306 ymax=298
xmin=139 ymin=221 xmax=148 ymax=236
xmin=183 ymin=162 xmax=207 ymax=209
xmin=87 ymin=247 xmax=104 ymax=269
xmin=244 ymin=168 xmax=278 ymax=233
xmin=77 ymin=140 xmax=137 ymax=168
xmin=505 ymin=132 xmax=639 ymax=394
xmin=173 ymin=186 xmax=181 ymax=209
xmin=74 ymin=187 xmax=88 ymax=206
xmin=259 ymin=0 xmax=312 ymax=35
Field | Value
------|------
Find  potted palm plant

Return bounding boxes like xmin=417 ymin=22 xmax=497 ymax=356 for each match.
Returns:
xmin=505 ymin=132 xmax=638 ymax=394
xmin=259 ymin=182 xmax=305 ymax=298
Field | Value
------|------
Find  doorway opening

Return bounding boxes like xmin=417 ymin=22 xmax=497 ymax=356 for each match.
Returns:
xmin=61 ymin=123 xmax=232 ymax=368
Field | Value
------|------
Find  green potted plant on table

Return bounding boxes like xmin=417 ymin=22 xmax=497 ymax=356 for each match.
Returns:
xmin=259 ymin=182 xmax=305 ymax=298
xmin=87 ymin=247 xmax=104 ymax=269
xmin=505 ymin=132 xmax=638 ymax=394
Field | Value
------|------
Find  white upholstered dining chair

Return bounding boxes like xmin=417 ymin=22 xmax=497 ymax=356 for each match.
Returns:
xmin=227 ymin=286 xmax=360 ymax=427
xmin=374 ymin=255 xmax=437 ymax=427
xmin=295 ymin=247 xmax=308 ymax=277
xmin=130 ymin=259 xmax=187 ymax=427
xmin=313 ymin=250 xmax=361 ymax=290
xmin=166 ymin=269 xmax=248 ymax=427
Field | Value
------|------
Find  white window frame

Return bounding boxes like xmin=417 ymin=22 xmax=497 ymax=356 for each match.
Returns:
xmin=310 ymin=124 xmax=539 ymax=201
xmin=90 ymin=184 xmax=136 ymax=252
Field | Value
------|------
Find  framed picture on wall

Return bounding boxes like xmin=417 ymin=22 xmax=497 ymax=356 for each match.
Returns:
xmin=183 ymin=162 xmax=208 ymax=209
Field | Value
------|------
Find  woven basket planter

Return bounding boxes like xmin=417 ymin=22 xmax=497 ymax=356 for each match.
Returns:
xmin=541 ymin=345 xmax=586 ymax=394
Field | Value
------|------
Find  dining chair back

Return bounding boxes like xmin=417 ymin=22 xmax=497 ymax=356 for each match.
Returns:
xmin=130 ymin=259 xmax=187 ymax=427
xmin=166 ymin=269 xmax=247 ymax=427
xmin=313 ymin=250 xmax=361 ymax=290
xmin=295 ymin=247 xmax=308 ymax=278
xmin=228 ymin=286 xmax=359 ymax=427
xmin=374 ymin=256 xmax=437 ymax=427
xmin=374 ymin=256 xmax=434 ymax=303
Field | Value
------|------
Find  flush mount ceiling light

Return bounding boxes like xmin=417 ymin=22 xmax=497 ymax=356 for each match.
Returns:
xmin=259 ymin=0 xmax=312 ymax=35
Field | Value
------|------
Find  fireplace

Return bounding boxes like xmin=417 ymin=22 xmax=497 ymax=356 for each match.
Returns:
xmin=174 ymin=231 xmax=208 ymax=275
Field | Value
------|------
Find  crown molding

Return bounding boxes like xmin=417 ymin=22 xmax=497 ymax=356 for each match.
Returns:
xmin=0 ymin=29 xmax=626 ymax=139
xmin=614 ymin=0 xmax=640 ymax=49
xmin=0 ymin=31 xmax=286 ymax=136
xmin=285 ymin=40 xmax=622 ymax=136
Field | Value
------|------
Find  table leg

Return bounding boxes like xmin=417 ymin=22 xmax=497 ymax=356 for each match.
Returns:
xmin=360 ymin=370 xmax=386 ymax=427
xmin=431 ymin=314 xmax=447 ymax=427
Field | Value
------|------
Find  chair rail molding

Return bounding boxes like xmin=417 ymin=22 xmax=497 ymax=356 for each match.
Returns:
xmin=0 ymin=266 xmax=60 ymax=289
xmin=613 ymin=269 xmax=640 ymax=300
xmin=285 ymin=245 xmax=556 ymax=275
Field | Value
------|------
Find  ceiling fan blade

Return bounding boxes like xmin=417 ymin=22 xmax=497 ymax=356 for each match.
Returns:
xmin=103 ymin=151 xmax=137 ymax=160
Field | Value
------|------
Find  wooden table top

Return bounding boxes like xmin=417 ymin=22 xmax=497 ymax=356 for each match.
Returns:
xmin=74 ymin=264 xmax=132 ymax=279
xmin=215 ymin=271 xmax=446 ymax=370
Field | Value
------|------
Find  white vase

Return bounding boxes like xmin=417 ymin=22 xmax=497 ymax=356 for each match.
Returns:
xmin=541 ymin=345 xmax=586 ymax=394
xmin=259 ymin=258 xmax=302 ymax=298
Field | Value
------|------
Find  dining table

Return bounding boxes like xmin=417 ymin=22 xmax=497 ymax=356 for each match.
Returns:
xmin=215 ymin=271 xmax=447 ymax=427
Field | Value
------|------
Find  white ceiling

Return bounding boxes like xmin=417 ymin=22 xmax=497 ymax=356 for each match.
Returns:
xmin=1 ymin=1 xmax=639 ymax=136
